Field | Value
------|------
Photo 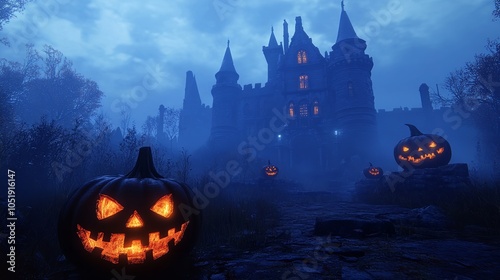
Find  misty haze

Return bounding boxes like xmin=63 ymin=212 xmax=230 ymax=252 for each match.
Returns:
xmin=1 ymin=0 xmax=499 ymax=279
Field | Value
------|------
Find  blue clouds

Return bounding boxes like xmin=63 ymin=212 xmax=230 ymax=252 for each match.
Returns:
xmin=1 ymin=0 xmax=498 ymax=127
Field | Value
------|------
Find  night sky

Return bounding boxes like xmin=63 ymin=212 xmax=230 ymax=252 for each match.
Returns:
xmin=2 ymin=0 xmax=498 ymax=127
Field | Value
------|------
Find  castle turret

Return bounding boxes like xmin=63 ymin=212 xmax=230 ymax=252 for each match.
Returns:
xmin=209 ymin=41 xmax=242 ymax=148
xmin=328 ymin=2 xmax=377 ymax=159
xmin=263 ymin=27 xmax=283 ymax=85
xmin=178 ymin=71 xmax=211 ymax=151
xmin=183 ymin=71 xmax=202 ymax=110
xmin=419 ymin=83 xmax=433 ymax=112
xmin=283 ymin=19 xmax=289 ymax=54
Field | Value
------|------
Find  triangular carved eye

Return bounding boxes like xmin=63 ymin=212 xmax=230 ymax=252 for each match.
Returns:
xmin=150 ymin=194 xmax=174 ymax=218
xmin=96 ymin=194 xmax=124 ymax=220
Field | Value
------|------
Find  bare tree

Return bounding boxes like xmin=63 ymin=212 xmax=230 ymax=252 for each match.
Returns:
xmin=142 ymin=115 xmax=157 ymax=138
xmin=0 ymin=0 xmax=32 ymax=45
xmin=437 ymin=38 xmax=500 ymax=172
xmin=494 ymin=0 xmax=500 ymax=20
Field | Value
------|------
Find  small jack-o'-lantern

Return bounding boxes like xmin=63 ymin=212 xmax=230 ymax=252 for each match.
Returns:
xmin=263 ymin=160 xmax=279 ymax=177
xmin=363 ymin=162 xmax=383 ymax=178
xmin=58 ymin=147 xmax=200 ymax=274
xmin=394 ymin=124 xmax=452 ymax=169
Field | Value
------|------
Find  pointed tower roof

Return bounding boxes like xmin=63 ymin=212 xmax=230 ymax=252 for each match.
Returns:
xmin=268 ymin=27 xmax=279 ymax=47
xmin=184 ymin=71 xmax=201 ymax=107
xmin=215 ymin=40 xmax=239 ymax=84
xmin=218 ymin=40 xmax=237 ymax=73
xmin=336 ymin=2 xmax=359 ymax=43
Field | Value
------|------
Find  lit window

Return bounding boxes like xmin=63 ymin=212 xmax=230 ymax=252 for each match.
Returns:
xmin=299 ymin=75 xmax=309 ymax=89
xmin=313 ymin=100 xmax=319 ymax=115
xmin=289 ymin=102 xmax=294 ymax=117
xmin=297 ymin=50 xmax=307 ymax=64
xmin=299 ymin=102 xmax=308 ymax=117
xmin=348 ymin=81 xmax=354 ymax=96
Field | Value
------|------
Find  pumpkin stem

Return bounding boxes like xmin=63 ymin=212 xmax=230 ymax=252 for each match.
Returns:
xmin=268 ymin=160 xmax=271 ymax=165
xmin=125 ymin=146 xmax=163 ymax=179
xmin=405 ymin=124 xmax=424 ymax=136
xmin=369 ymin=162 xmax=373 ymax=167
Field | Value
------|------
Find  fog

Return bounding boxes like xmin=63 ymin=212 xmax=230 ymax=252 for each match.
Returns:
xmin=0 ymin=0 xmax=499 ymax=278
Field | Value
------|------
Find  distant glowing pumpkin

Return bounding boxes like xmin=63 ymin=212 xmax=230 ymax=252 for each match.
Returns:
xmin=363 ymin=162 xmax=383 ymax=178
xmin=263 ymin=160 xmax=279 ymax=177
xmin=394 ymin=124 xmax=451 ymax=169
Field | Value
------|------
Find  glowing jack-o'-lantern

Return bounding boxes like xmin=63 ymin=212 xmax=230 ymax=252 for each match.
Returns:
xmin=58 ymin=147 xmax=200 ymax=274
xmin=363 ymin=162 xmax=383 ymax=179
xmin=394 ymin=124 xmax=452 ymax=169
xmin=263 ymin=160 xmax=279 ymax=177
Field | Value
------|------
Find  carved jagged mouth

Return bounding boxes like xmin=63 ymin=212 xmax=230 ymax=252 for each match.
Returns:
xmin=398 ymin=148 xmax=445 ymax=164
xmin=76 ymin=221 xmax=189 ymax=264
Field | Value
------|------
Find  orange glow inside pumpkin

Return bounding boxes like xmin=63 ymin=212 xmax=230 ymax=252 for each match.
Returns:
xmin=398 ymin=147 xmax=445 ymax=164
xmin=126 ymin=211 xmax=144 ymax=228
xmin=76 ymin=221 xmax=189 ymax=264
xmin=368 ymin=168 xmax=380 ymax=176
xmin=150 ymin=194 xmax=174 ymax=218
xmin=265 ymin=166 xmax=278 ymax=176
xmin=78 ymin=193 xmax=189 ymax=264
xmin=97 ymin=194 xmax=124 ymax=220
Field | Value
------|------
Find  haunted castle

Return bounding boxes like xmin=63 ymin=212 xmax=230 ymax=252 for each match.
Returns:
xmin=175 ymin=6 xmax=476 ymax=175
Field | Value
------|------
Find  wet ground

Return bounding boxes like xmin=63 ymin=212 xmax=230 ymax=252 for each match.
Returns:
xmin=50 ymin=187 xmax=500 ymax=280
xmin=192 ymin=190 xmax=500 ymax=280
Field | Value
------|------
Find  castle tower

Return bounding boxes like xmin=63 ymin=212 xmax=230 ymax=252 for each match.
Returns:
xmin=419 ymin=83 xmax=433 ymax=112
xmin=278 ymin=16 xmax=328 ymax=171
xmin=328 ymin=2 xmax=377 ymax=159
xmin=281 ymin=16 xmax=326 ymax=95
xmin=283 ymin=19 xmax=289 ymax=54
xmin=178 ymin=71 xmax=210 ymax=151
xmin=262 ymin=27 xmax=283 ymax=86
xmin=209 ymin=41 xmax=242 ymax=149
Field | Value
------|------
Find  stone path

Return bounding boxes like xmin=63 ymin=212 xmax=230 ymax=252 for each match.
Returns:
xmin=192 ymin=190 xmax=500 ymax=280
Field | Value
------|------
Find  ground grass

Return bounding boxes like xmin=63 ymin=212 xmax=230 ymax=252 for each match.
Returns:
xmin=439 ymin=180 xmax=500 ymax=230
xmin=194 ymin=179 xmax=283 ymax=251
xmin=355 ymin=177 xmax=500 ymax=231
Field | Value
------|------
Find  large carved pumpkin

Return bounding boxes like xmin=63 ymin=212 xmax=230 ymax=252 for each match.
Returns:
xmin=58 ymin=147 xmax=200 ymax=275
xmin=394 ymin=124 xmax=452 ymax=169
xmin=363 ymin=162 xmax=383 ymax=179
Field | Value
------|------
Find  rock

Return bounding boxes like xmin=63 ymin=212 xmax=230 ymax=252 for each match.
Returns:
xmin=409 ymin=205 xmax=448 ymax=228
xmin=210 ymin=273 xmax=225 ymax=280
xmin=341 ymin=267 xmax=374 ymax=280
xmin=314 ymin=217 xmax=396 ymax=238
xmin=353 ymin=163 xmax=474 ymax=208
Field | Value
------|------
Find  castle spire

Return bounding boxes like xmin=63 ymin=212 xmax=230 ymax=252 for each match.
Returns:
xmin=215 ymin=41 xmax=239 ymax=84
xmin=184 ymin=71 xmax=201 ymax=108
xmin=283 ymin=19 xmax=289 ymax=53
xmin=218 ymin=41 xmax=237 ymax=73
xmin=295 ymin=16 xmax=304 ymax=33
xmin=268 ymin=26 xmax=279 ymax=47
xmin=336 ymin=2 xmax=359 ymax=43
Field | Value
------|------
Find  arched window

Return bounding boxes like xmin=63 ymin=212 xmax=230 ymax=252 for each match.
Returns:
xmin=289 ymin=102 xmax=295 ymax=117
xmin=297 ymin=50 xmax=307 ymax=64
xmin=299 ymin=101 xmax=308 ymax=117
xmin=299 ymin=75 xmax=309 ymax=89
xmin=348 ymin=81 xmax=354 ymax=96
xmin=313 ymin=100 xmax=319 ymax=115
